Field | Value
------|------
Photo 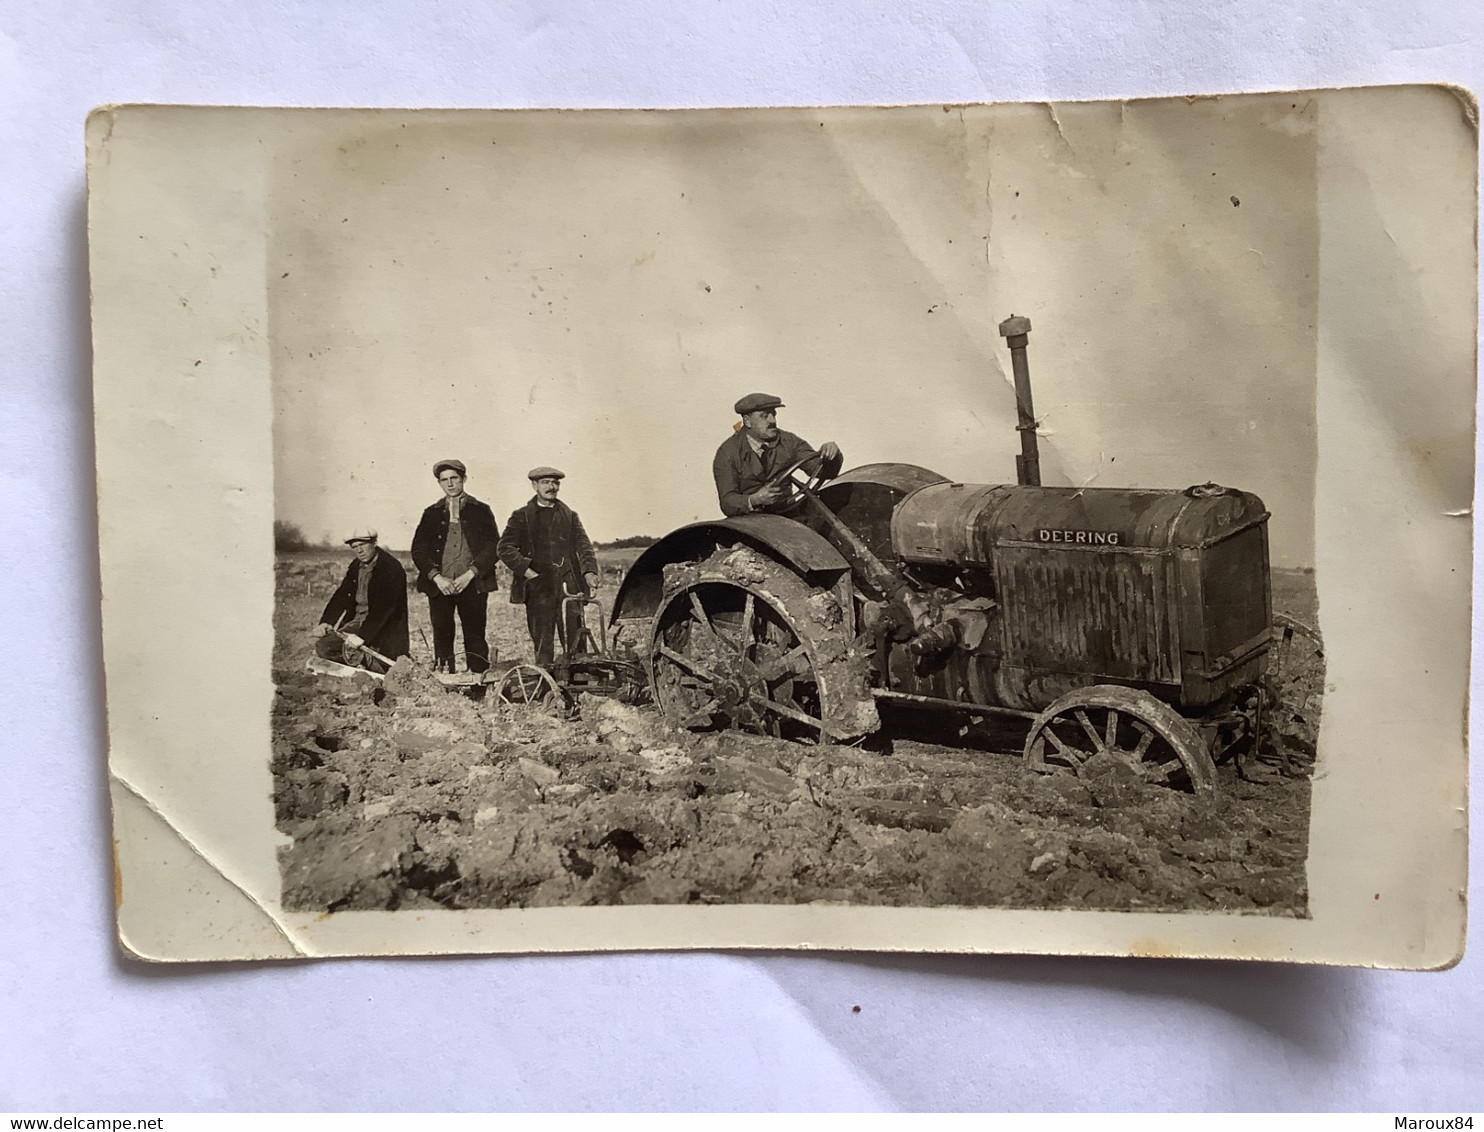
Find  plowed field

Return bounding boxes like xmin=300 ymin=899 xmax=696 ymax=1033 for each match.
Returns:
xmin=272 ymin=552 xmax=1316 ymax=916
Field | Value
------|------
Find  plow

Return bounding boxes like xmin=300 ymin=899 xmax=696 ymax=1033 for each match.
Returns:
xmin=307 ymin=588 xmax=649 ymax=711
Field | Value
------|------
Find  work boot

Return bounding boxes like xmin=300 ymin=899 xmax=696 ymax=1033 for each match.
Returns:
xmin=466 ymin=641 xmax=492 ymax=674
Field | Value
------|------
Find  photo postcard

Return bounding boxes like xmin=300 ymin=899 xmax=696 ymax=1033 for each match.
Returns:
xmin=88 ymin=87 xmax=1472 ymax=965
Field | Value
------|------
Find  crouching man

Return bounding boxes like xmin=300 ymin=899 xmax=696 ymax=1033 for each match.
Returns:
xmin=312 ymin=527 xmax=410 ymax=673
xmin=497 ymin=466 xmax=600 ymax=667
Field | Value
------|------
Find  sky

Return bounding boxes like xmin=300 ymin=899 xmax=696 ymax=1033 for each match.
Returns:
xmin=272 ymin=98 xmax=1319 ymax=564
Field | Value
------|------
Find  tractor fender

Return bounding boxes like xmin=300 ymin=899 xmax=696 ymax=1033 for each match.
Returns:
xmin=610 ymin=515 xmax=850 ymax=623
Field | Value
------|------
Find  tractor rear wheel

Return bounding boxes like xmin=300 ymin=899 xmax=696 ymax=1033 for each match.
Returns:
xmin=1023 ymin=685 xmax=1217 ymax=793
xmin=649 ymin=546 xmax=878 ymax=743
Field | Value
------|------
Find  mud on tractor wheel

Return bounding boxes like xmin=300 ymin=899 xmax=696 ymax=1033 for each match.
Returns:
xmin=649 ymin=546 xmax=879 ymax=743
xmin=1024 ymin=684 xmax=1218 ymax=793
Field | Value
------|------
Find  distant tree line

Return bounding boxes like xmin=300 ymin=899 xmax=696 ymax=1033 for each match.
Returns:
xmin=275 ymin=520 xmax=653 ymax=555
xmin=274 ymin=520 xmax=333 ymax=552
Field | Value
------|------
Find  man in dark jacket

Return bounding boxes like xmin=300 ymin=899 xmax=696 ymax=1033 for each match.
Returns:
xmin=409 ymin=459 xmax=501 ymax=674
xmin=497 ymin=466 xmax=600 ymax=667
xmin=713 ymin=393 xmax=843 ymax=517
xmin=312 ymin=527 xmax=410 ymax=673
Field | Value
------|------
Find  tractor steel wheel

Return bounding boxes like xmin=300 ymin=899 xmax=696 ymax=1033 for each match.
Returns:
xmin=494 ymin=663 xmax=567 ymax=714
xmin=1266 ymin=613 xmax=1324 ymax=763
xmin=1023 ymin=685 xmax=1217 ymax=793
xmin=649 ymin=548 xmax=877 ymax=743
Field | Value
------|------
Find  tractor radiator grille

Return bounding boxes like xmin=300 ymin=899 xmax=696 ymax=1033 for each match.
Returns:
xmin=1200 ymin=524 xmax=1270 ymax=663
xmin=997 ymin=547 xmax=1176 ymax=684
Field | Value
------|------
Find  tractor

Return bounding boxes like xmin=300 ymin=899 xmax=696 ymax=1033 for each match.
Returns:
xmin=610 ymin=316 xmax=1322 ymax=791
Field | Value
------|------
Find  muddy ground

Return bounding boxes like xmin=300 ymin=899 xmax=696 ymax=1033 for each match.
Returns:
xmin=272 ymin=551 xmax=1316 ymax=915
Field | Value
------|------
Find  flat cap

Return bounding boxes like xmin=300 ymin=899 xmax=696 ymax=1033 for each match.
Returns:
xmin=433 ymin=458 xmax=467 ymax=478
xmin=344 ymin=526 xmax=378 ymax=545
xmin=528 ymin=466 xmax=566 ymax=481
xmin=734 ymin=392 xmax=785 ymax=415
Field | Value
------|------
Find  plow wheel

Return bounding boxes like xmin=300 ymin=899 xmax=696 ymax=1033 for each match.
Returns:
xmin=1024 ymin=685 xmax=1217 ymax=793
xmin=493 ymin=663 xmax=567 ymax=714
xmin=649 ymin=549 xmax=878 ymax=743
xmin=1265 ymin=613 xmax=1325 ymax=767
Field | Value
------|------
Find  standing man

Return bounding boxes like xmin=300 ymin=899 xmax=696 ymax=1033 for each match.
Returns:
xmin=410 ymin=459 xmax=501 ymax=674
xmin=311 ymin=527 xmax=410 ymax=673
xmin=712 ymin=393 xmax=843 ymax=517
xmin=498 ymin=467 xmax=600 ymax=667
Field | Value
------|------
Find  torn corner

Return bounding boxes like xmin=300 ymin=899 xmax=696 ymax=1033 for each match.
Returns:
xmin=86 ymin=104 xmax=121 ymax=154
xmin=1441 ymin=84 xmax=1480 ymax=135
xmin=110 ymin=769 xmax=310 ymax=960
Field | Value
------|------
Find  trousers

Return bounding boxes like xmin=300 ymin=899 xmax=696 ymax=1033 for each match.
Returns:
xmin=314 ymin=622 xmax=391 ymax=674
xmin=524 ymin=577 xmax=585 ymax=668
xmin=426 ymin=588 xmax=490 ymax=673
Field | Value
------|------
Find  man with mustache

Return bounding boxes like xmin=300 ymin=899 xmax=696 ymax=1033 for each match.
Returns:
xmin=712 ymin=393 xmax=843 ymax=518
xmin=498 ymin=466 xmax=600 ymax=668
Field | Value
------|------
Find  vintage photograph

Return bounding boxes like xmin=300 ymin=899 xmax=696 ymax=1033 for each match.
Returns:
xmin=90 ymin=89 xmax=1470 ymax=964
xmin=267 ymin=99 xmax=1325 ymax=917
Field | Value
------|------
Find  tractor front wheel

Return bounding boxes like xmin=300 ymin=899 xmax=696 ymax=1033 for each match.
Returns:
xmin=1266 ymin=613 xmax=1324 ymax=766
xmin=1024 ymin=685 xmax=1217 ymax=793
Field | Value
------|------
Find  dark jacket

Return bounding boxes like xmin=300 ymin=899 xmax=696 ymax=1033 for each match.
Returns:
xmin=410 ymin=493 xmax=501 ymax=597
xmin=712 ymin=427 xmax=842 ymax=517
xmin=497 ymin=498 xmax=598 ymax=605
xmin=318 ymin=549 xmax=411 ymax=659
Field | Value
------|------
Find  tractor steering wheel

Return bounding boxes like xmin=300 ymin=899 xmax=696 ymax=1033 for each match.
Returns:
xmin=756 ymin=455 xmax=828 ymax=511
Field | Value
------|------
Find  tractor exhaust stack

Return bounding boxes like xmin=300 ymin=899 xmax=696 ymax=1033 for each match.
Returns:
xmin=998 ymin=314 xmax=1041 ymax=487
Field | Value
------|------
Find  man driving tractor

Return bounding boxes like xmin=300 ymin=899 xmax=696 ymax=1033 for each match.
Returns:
xmin=712 ymin=393 xmax=843 ymax=517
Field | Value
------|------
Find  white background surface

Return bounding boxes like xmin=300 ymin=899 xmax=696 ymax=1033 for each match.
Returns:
xmin=2 ymin=0 xmax=1480 ymax=1112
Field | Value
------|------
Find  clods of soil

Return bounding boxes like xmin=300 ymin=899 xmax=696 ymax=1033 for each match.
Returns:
xmin=272 ymin=552 xmax=1313 ymax=915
